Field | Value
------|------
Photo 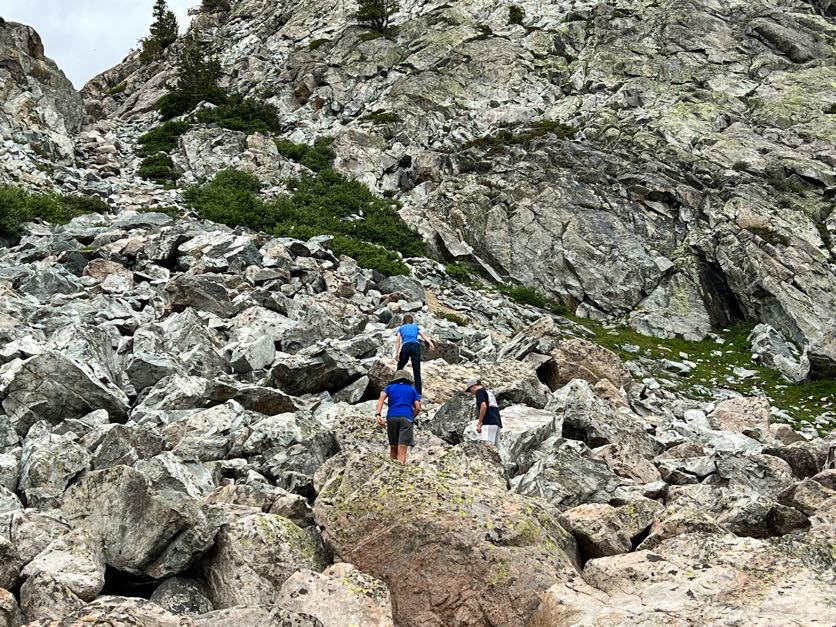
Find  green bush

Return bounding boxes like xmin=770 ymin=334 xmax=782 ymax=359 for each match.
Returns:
xmin=0 ymin=185 xmax=109 ymax=236
xmin=509 ymin=5 xmax=525 ymax=25
xmin=444 ymin=261 xmax=476 ymax=284
xmin=275 ymin=137 xmax=336 ymax=173
xmin=437 ymin=310 xmax=469 ymax=326
xmin=463 ymin=119 xmax=575 ymax=153
xmin=138 ymin=154 xmax=179 ymax=183
xmin=155 ymin=44 xmax=224 ymax=120
xmin=107 ymin=82 xmax=127 ymax=96
xmin=185 ymin=158 xmax=426 ymax=275
xmin=137 ymin=120 xmax=191 ymax=156
xmin=193 ymin=94 xmax=280 ymax=134
xmin=356 ymin=0 xmax=400 ymax=32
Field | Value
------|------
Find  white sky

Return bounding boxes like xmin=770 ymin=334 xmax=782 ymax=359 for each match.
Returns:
xmin=0 ymin=0 xmax=195 ymax=89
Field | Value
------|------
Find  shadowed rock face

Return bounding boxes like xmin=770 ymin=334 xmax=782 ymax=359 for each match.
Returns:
xmin=0 ymin=21 xmax=81 ymax=160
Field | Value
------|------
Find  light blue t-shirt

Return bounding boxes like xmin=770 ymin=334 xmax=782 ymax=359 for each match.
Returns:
xmin=398 ymin=323 xmax=420 ymax=344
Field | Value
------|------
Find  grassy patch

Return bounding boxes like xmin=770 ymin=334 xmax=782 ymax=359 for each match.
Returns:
xmin=107 ymin=82 xmax=127 ymax=96
xmin=437 ymin=310 xmax=470 ymax=326
xmin=444 ymin=261 xmax=478 ymax=285
xmin=137 ymin=121 xmax=191 ymax=156
xmin=570 ymin=317 xmax=836 ymax=432
xmin=499 ymin=284 xmax=567 ymax=315
xmin=0 ymin=185 xmax=109 ymax=236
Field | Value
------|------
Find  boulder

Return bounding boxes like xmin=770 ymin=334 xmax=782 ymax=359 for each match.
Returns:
xmin=19 ymin=571 xmax=84 ymax=623
xmin=532 ymin=532 xmax=836 ymax=625
xmin=20 ymin=528 xmax=105 ymax=601
xmin=0 ymin=589 xmax=23 ymax=627
xmin=194 ymin=606 xmax=323 ymax=626
xmin=198 ymin=511 xmax=327 ymax=609
xmin=711 ymin=453 xmax=796 ymax=499
xmin=540 ymin=338 xmax=631 ymax=390
xmin=1 ymin=352 xmax=129 ymax=436
xmin=749 ymin=323 xmax=810 ymax=383
xmin=268 ymin=346 xmax=363 ymax=396
xmin=150 ymin=577 xmax=214 ymax=616
xmin=559 ymin=499 xmax=663 ymax=559
xmin=60 ymin=466 xmax=222 ymax=578
xmin=0 ymin=509 xmax=70 ymax=564
xmin=315 ymin=445 xmax=579 ymax=627
xmin=19 ymin=425 xmax=91 ymax=508
xmin=279 ymin=563 xmax=394 ymax=627
xmin=44 ymin=596 xmax=186 ymax=626
xmin=708 ymin=397 xmax=772 ymax=442
xmin=0 ymin=537 xmax=22 ymax=591
xmin=88 ymin=424 xmax=167 ymax=470
xmin=165 ymin=273 xmax=234 ymax=318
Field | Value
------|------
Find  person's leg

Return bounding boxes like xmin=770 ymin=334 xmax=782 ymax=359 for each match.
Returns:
xmin=397 ymin=444 xmax=408 ymax=463
xmin=387 ymin=421 xmax=399 ymax=459
xmin=482 ymin=425 xmax=499 ymax=446
xmin=397 ymin=345 xmax=409 ymax=371
xmin=389 ymin=445 xmax=399 ymax=460
xmin=398 ymin=417 xmax=414 ymax=464
xmin=409 ymin=343 xmax=422 ymax=396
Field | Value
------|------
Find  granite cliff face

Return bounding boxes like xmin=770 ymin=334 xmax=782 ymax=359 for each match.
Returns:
xmin=0 ymin=20 xmax=81 ymax=161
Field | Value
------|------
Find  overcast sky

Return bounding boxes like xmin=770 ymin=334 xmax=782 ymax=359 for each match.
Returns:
xmin=0 ymin=0 xmax=195 ymax=88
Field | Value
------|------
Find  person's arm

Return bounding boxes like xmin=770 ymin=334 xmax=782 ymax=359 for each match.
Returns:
xmin=375 ymin=392 xmax=387 ymax=427
xmin=418 ymin=329 xmax=435 ymax=351
xmin=412 ymin=399 xmax=421 ymax=418
xmin=394 ymin=330 xmax=401 ymax=360
xmin=476 ymin=400 xmax=487 ymax=433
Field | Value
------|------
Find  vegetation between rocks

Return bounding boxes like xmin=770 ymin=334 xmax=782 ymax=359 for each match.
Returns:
xmin=463 ymin=119 xmax=576 ymax=154
xmin=184 ymin=158 xmax=426 ymax=275
xmin=0 ymin=185 xmax=109 ymax=236
xmin=139 ymin=0 xmax=178 ymax=64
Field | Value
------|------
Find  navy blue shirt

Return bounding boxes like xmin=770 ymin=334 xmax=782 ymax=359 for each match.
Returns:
xmin=384 ymin=383 xmax=420 ymax=420
xmin=475 ymin=388 xmax=502 ymax=427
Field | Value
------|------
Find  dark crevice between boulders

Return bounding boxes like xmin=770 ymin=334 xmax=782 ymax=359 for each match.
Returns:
xmin=630 ymin=525 xmax=651 ymax=550
xmin=100 ymin=566 xmax=158 ymax=599
xmin=697 ymin=258 xmax=745 ymax=329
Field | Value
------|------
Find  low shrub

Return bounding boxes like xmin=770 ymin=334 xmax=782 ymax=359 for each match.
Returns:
xmin=137 ymin=121 xmax=191 ymax=156
xmin=444 ymin=261 xmax=477 ymax=284
xmin=0 ymin=185 xmax=109 ymax=236
xmin=193 ymin=94 xmax=281 ymax=135
xmin=185 ymin=157 xmax=425 ymax=275
xmin=361 ymin=111 xmax=401 ymax=124
xmin=275 ymin=137 xmax=336 ymax=173
xmin=437 ymin=310 xmax=469 ymax=326
xmin=509 ymin=5 xmax=525 ymax=25
xmin=138 ymin=154 xmax=179 ymax=183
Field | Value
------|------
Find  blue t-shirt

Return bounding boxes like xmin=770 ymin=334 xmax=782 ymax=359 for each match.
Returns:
xmin=398 ymin=323 xmax=420 ymax=344
xmin=384 ymin=383 xmax=420 ymax=420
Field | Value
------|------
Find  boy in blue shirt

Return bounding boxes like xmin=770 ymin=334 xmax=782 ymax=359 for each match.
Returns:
xmin=375 ymin=369 xmax=421 ymax=463
xmin=393 ymin=314 xmax=435 ymax=397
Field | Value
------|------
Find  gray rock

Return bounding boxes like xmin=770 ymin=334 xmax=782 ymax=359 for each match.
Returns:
xmin=21 ymin=527 xmax=105 ymax=601
xmin=377 ymin=275 xmax=425 ymax=303
xmin=0 ymin=537 xmax=22 ymax=591
xmin=749 ymin=323 xmax=810 ymax=383
xmin=150 ymin=577 xmax=214 ymax=616
xmin=194 ymin=606 xmax=324 ymax=627
xmin=19 ymin=571 xmax=84 ymax=623
xmin=61 ymin=465 xmax=221 ymax=578
xmin=559 ymin=499 xmax=663 ymax=558
xmin=88 ymin=424 xmax=167 ymax=470
xmin=1 ymin=352 xmax=129 ymax=436
xmin=19 ymin=425 xmax=91 ymax=508
xmin=0 ymin=589 xmax=23 ymax=627
xmin=198 ymin=512 xmax=328 ymax=609
xmin=166 ymin=273 xmax=234 ymax=318
xmin=268 ymin=346 xmax=363 ymax=396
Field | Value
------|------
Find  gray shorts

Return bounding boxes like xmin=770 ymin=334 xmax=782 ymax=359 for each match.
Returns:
xmin=387 ymin=416 xmax=414 ymax=446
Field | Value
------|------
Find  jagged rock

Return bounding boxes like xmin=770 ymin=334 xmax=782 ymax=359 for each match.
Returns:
xmin=513 ymin=436 xmax=621 ymax=509
xmin=44 ymin=596 xmax=185 ymax=626
xmin=426 ymin=392 xmax=473 ymax=444
xmin=268 ymin=346 xmax=363 ymax=396
xmin=126 ymin=352 xmax=182 ymax=393
xmin=87 ymin=424 xmax=167 ymax=470
xmin=711 ymin=453 xmax=796 ymax=499
xmin=315 ymin=446 xmax=579 ymax=626
xmin=60 ymin=466 xmax=221 ymax=578
xmin=463 ymin=404 xmax=559 ymax=475
xmin=749 ymin=323 xmax=810 ymax=383
xmin=242 ymin=411 xmax=338 ymax=493
xmin=778 ymin=478 xmax=836 ymax=516
xmin=150 ymin=577 xmax=214 ymax=616
xmin=0 ymin=21 xmax=81 ymax=160
xmin=0 ymin=488 xmax=21 ymax=515
xmin=135 ymin=452 xmax=217 ymax=499
xmin=769 ymin=422 xmax=807 ymax=445
xmin=197 ymin=511 xmax=327 ymax=609
xmin=0 ymin=453 xmax=16 ymax=492
xmin=19 ymin=571 xmax=84 ymax=623
xmin=377 ymin=275 xmax=425 ymax=303
xmin=1 ymin=351 xmax=129 ymax=436
xmin=708 ymin=397 xmax=772 ymax=442
xmin=592 ymin=443 xmax=662 ymax=484
xmin=19 ymin=424 xmax=91 ymax=508
xmin=20 ymin=528 xmax=105 ymax=601
xmin=532 ymin=531 xmax=836 ymax=625
xmin=812 ymin=468 xmax=836 ymax=491
xmin=194 ymin=606 xmax=323 ymax=627
xmin=278 ymin=563 xmax=394 ymax=627
xmin=763 ymin=441 xmax=828 ymax=479
xmin=555 ymin=380 xmax=662 ymax=460
xmin=0 ymin=509 xmax=70 ymax=564
xmin=540 ymin=338 xmax=631 ymax=390
xmin=165 ymin=273 xmax=234 ymax=318
xmin=559 ymin=499 xmax=663 ymax=559
xmin=628 ymin=270 xmax=712 ymax=341
xmin=0 ymin=589 xmax=23 ymax=627
xmin=0 ymin=537 xmax=22 ymax=590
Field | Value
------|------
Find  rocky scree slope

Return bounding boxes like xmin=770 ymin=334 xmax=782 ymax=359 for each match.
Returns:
xmin=0 ymin=212 xmax=833 ymax=625
xmin=73 ymin=0 xmax=836 ymax=379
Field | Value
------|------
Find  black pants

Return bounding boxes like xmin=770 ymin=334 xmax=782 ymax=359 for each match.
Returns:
xmin=397 ymin=342 xmax=422 ymax=396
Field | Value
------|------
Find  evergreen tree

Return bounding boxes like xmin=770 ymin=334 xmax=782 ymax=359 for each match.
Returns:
xmin=355 ymin=0 xmax=400 ymax=32
xmin=140 ymin=0 xmax=179 ymax=63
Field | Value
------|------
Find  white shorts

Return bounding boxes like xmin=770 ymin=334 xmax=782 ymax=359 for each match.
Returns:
xmin=480 ymin=425 xmax=501 ymax=447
